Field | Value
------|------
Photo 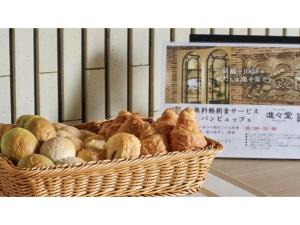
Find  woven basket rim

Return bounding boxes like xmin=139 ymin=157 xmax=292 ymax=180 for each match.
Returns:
xmin=0 ymin=137 xmax=223 ymax=174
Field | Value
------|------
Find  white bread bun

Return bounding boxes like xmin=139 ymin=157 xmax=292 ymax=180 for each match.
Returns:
xmin=40 ymin=137 xmax=76 ymax=162
xmin=60 ymin=126 xmax=81 ymax=138
xmin=55 ymin=157 xmax=85 ymax=165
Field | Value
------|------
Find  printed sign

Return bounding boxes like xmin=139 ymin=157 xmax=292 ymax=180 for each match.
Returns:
xmin=163 ymin=42 xmax=300 ymax=158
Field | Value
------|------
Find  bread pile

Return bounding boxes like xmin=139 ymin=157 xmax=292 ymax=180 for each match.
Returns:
xmin=0 ymin=107 xmax=207 ymax=169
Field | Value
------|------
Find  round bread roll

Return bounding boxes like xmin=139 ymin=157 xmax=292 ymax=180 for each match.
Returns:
xmin=1 ymin=128 xmax=39 ymax=163
xmin=0 ymin=124 xmax=17 ymax=145
xmin=56 ymin=129 xmax=73 ymax=138
xmin=84 ymin=136 xmax=105 ymax=150
xmin=65 ymin=136 xmax=85 ymax=153
xmin=17 ymin=154 xmax=54 ymax=168
xmin=16 ymin=115 xmax=40 ymax=128
xmin=25 ymin=117 xmax=56 ymax=142
xmin=60 ymin=126 xmax=81 ymax=138
xmin=106 ymin=133 xmax=141 ymax=160
xmin=77 ymin=147 xmax=106 ymax=162
xmin=55 ymin=157 xmax=85 ymax=165
xmin=53 ymin=122 xmax=67 ymax=130
xmin=80 ymin=129 xmax=97 ymax=140
xmin=40 ymin=137 xmax=76 ymax=162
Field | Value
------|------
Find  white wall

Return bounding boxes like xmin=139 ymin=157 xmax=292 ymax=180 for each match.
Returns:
xmin=0 ymin=28 xmax=299 ymax=123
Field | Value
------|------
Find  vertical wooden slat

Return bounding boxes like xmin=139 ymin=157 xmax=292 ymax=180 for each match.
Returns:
xmin=268 ymin=28 xmax=283 ymax=36
xmin=214 ymin=28 xmax=230 ymax=35
xmin=0 ymin=77 xmax=11 ymax=123
xmin=0 ymin=29 xmax=11 ymax=123
xmin=174 ymin=28 xmax=191 ymax=41
xmin=232 ymin=28 xmax=248 ymax=35
xmin=249 ymin=28 xmax=266 ymax=36
xmin=194 ymin=28 xmax=211 ymax=34
xmin=108 ymin=28 xmax=128 ymax=118
xmin=38 ymin=28 xmax=59 ymax=122
xmin=14 ymin=28 xmax=35 ymax=118
xmin=130 ymin=28 xmax=149 ymax=116
xmin=62 ymin=28 xmax=82 ymax=121
xmin=0 ymin=29 xmax=10 ymax=76
xmin=85 ymin=28 xmax=106 ymax=121
xmin=151 ymin=28 xmax=171 ymax=118
xmin=285 ymin=28 xmax=300 ymax=36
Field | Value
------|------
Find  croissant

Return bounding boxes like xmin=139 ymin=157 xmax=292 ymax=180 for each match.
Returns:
xmin=116 ymin=113 xmax=145 ymax=137
xmin=139 ymin=121 xmax=168 ymax=156
xmin=101 ymin=110 xmax=131 ymax=140
xmin=170 ymin=107 xmax=207 ymax=151
xmin=153 ymin=108 xmax=178 ymax=145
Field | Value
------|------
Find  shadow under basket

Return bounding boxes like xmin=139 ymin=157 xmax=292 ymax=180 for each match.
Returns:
xmin=0 ymin=122 xmax=223 ymax=197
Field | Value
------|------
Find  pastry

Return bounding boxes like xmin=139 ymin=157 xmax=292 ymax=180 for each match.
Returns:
xmin=154 ymin=108 xmax=178 ymax=145
xmin=103 ymin=110 xmax=131 ymax=139
xmin=139 ymin=122 xmax=167 ymax=156
xmin=55 ymin=157 xmax=85 ymax=165
xmin=0 ymin=124 xmax=17 ymax=144
xmin=106 ymin=133 xmax=140 ymax=160
xmin=170 ymin=107 xmax=207 ymax=151
xmin=116 ymin=113 xmax=145 ymax=138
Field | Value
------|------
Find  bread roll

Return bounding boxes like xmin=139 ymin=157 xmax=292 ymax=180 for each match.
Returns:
xmin=40 ymin=137 xmax=76 ymax=162
xmin=16 ymin=115 xmax=40 ymax=128
xmin=55 ymin=157 xmax=85 ymax=165
xmin=25 ymin=117 xmax=56 ymax=142
xmin=53 ymin=122 xmax=66 ymax=130
xmin=170 ymin=107 xmax=207 ymax=151
xmin=84 ymin=137 xmax=105 ymax=150
xmin=56 ymin=129 xmax=73 ymax=138
xmin=60 ymin=126 xmax=81 ymax=138
xmin=80 ymin=129 xmax=98 ymax=141
xmin=1 ymin=128 xmax=39 ymax=163
xmin=17 ymin=154 xmax=54 ymax=168
xmin=0 ymin=124 xmax=17 ymax=145
xmin=106 ymin=133 xmax=140 ymax=160
xmin=66 ymin=136 xmax=85 ymax=153
xmin=77 ymin=147 xmax=106 ymax=162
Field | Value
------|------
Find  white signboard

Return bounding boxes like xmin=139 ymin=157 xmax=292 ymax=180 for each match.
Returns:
xmin=163 ymin=42 xmax=300 ymax=159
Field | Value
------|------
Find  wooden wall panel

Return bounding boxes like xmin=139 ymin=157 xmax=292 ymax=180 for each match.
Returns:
xmin=0 ymin=29 xmax=11 ymax=123
xmin=268 ymin=28 xmax=283 ymax=36
xmin=174 ymin=28 xmax=191 ymax=41
xmin=62 ymin=28 xmax=82 ymax=121
xmin=0 ymin=77 xmax=11 ymax=123
xmin=194 ymin=28 xmax=211 ymax=34
xmin=130 ymin=28 xmax=149 ymax=116
xmin=250 ymin=28 xmax=266 ymax=35
xmin=38 ymin=28 xmax=58 ymax=122
xmin=14 ymin=28 xmax=35 ymax=118
xmin=232 ymin=28 xmax=248 ymax=35
xmin=85 ymin=28 xmax=106 ymax=121
xmin=108 ymin=28 xmax=128 ymax=118
xmin=286 ymin=28 xmax=299 ymax=36
xmin=152 ymin=28 xmax=170 ymax=118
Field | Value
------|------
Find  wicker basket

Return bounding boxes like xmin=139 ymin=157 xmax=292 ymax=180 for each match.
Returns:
xmin=0 ymin=122 xmax=223 ymax=197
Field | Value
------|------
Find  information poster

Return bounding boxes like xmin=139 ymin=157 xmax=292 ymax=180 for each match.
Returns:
xmin=163 ymin=42 xmax=300 ymax=159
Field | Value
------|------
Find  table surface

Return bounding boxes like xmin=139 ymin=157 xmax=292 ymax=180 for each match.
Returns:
xmin=1 ymin=158 xmax=298 ymax=197
xmin=211 ymin=158 xmax=300 ymax=196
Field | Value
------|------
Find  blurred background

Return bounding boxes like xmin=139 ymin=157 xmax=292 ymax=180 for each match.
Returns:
xmin=0 ymin=28 xmax=299 ymax=125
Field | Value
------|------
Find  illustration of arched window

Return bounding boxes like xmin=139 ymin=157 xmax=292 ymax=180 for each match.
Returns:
xmin=206 ymin=49 xmax=230 ymax=104
xmin=181 ymin=52 xmax=201 ymax=103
